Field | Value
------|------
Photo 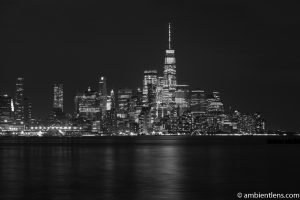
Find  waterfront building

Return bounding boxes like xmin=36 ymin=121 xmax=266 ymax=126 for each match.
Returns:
xmin=176 ymin=111 xmax=193 ymax=134
xmin=220 ymin=118 xmax=238 ymax=134
xmin=23 ymin=97 xmax=32 ymax=126
xmin=253 ymin=113 xmax=266 ymax=133
xmin=238 ymin=114 xmax=256 ymax=135
xmin=53 ymin=83 xmax=63 ymax=112
xmin=51 ymin=83 xmax=64 ymax=123
xmin=0 ymin=94 xmax=14 ymax=129
xmin=230 ymin=110 xmax=266 ymax=135
xmin=14 ymin=77 xmax=24 ymax=124
xmin=190 ymin=111 xmax=208 ymax=134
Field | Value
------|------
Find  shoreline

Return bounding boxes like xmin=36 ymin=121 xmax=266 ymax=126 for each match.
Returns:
xmin=0 ymin=135 xmax=300 ymax=145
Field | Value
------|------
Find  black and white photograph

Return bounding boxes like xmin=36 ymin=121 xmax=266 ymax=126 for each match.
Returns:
xmin=0 ymin=0 xmax=300 ymax=199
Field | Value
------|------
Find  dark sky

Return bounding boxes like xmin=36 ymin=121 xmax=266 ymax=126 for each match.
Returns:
xmin=0 ymin=0 xmax=300 ymax=131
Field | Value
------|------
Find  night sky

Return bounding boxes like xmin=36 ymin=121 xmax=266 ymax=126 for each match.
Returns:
xmin=0 ymin=0 xmax=299 ymax=131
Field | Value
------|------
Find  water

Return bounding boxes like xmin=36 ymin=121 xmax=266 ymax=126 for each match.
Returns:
xmin=0 ymin=136 xmax=299 ymax=200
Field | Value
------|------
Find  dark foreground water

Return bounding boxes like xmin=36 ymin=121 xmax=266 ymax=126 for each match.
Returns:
xmin=0 ymin=136 xmax=299 ymax=200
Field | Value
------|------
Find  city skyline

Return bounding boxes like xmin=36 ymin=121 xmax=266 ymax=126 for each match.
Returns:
xmin=0 ymin=23 xmax=266 ymax=135
xmin=1 ymin=1 xmax=300 ymax=131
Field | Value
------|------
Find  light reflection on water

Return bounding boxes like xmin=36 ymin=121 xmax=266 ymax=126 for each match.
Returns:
xmin=0 ymin=137 xmax=299 ymax=200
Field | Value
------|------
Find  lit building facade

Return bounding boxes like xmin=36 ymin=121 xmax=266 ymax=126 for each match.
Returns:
xmin=163 ymin=23 xmax=177 ymax=88
xmin=117 ymin=88 xmax=132 ymax=119
xmin=53 ymin=83 xmax=63 ymax=112
xmin=129 ymin=88 xmax=143 ymax=123
xmin=142 ymin=70 xmax=157 ymax=106
xmin=15 ymin=77 xmax=24 ymax=123
xmin=138 ymin=106 xmax=152 ymax=134
xmin=51 ymin=83 xmax=64 ymax=123
xmin=102 ymin=89 xmax=117 ymax=134
xmin=157 ymin=23 xmax=177 ymax=118
xmin=190 ymin=90 xmax=207 ymax=113
xmin=74 ymin=87 xmax=101 ymax=121
xmin=99 ymin=76 xmax=107 ymax=115
xmin=155 ymin=77 xmax=165 ymax=118
xmin=0 ymin=94 xmax=14 ymax=126
xmin=175 ymin=85 xmax=189 ymax=116
xmin=206 ymin=92 xmax=224 ymax=114
xmin=116 ymin=89 xmax=133 ymax=131
xmin=23 ymin=97 xmax=32 ymax=126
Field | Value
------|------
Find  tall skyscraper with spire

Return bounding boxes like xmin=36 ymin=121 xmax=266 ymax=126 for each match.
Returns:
xmin=163 ymin=23 xmax=177 ymax=88
xmin=156 ymin=23 xmax=178 ymax=118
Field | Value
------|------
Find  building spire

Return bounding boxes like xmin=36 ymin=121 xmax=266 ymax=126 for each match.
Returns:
xmin=168 ymin=22 xmax=171 ymax=49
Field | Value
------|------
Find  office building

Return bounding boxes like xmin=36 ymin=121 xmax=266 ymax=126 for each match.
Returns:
xmin=74 ymin=87 xmax=101 ymax=121
xmin=99 ymin=76 xmax=107 ymax=115
xmin=158 ymin=23 xmax=177 ymax=117
xmin=0 ymin=94 xmax=14 ymax=125
xmin=117 ymin=88 xmax=132 ymax=119
xmin=53 ymin=83 xmax=63 ymax=112
xmin=142 ymin=70 xmax=157 ymax=106
xmin=175 ymin=85 xmax=189 ymax=115
xmin=23 ymin=97 xmax=32 ymax=126
xmin=14 ymin=77 xmax=24 ymax=123
xmin=163 ymin=23 xmax=177 ymax=88
xmin=190 ymin=90 xmax=207 ymax=113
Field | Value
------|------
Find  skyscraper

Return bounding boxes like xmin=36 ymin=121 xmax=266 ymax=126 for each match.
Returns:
xmin=158 ymin=23 xmax=178 ymax=117
xmin=175 ymin=85 xmax=189 ymax=115
xmin=190 ymin=90 xmax=207 ymax=113
xmin=74 ymin=87 xmax=101 ymax=121
xmin=15 ymin=77 xmax=24 ymax=123
xmin=0 ymin=94 xmax=14 ymax=125
xmin=104 ymin=89 xmax=117 ymax=134
xmin=116 ymin=88 xmax=133 ymax=132
xmin=206 ymin=92 xmax=224 ymax=114
xmin=163 ymin=23 xmax=176 ymax=88
xmin=53 ymin=83 xmax=63 ymax=112
xmin=117 ymin=88 xmax=133 ymax=119
xmin=99 ymin=76 xmax=107 ymax=115
xmin=106 ymin=89 xmax=116 ymax=112
xmin=155 ymin=77 xmax=165 ymax=118
xmin=99 ymin=76 xmax=107 ymax=96
xmin=142 ymin=70 xmax=158 ymax=106
xmin=23 ymin=97 xmax=32 ymax=126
